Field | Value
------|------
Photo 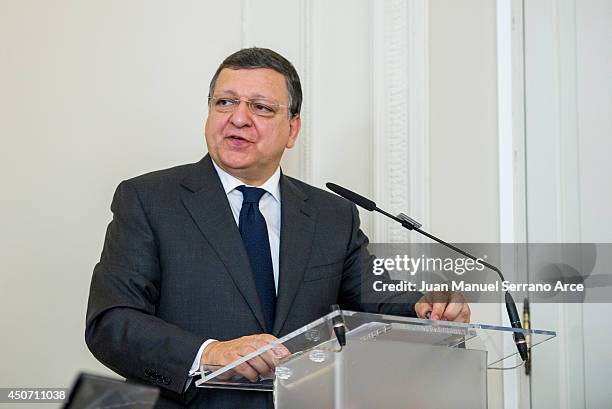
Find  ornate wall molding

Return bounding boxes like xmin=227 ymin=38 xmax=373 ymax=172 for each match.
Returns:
xmin=371 ymin=0 xmax=430 ymax=243
xmin=298 ymin=0 xmax=313 ymax=184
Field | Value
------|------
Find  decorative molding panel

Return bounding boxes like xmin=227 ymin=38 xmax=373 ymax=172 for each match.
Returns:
xmin=407 ymin=0 xmax=430 ymax=243
xmin=299 ymin=0 xmax=313 ymax=184
xmin=371 ymin=0 xmax=429 ymax=243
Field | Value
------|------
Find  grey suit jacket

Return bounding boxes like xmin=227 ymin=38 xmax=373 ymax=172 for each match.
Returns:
xmin=85 ymin=155 xmax=420 ymax=409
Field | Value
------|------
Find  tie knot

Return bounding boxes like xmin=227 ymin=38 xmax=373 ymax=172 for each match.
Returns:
xmin=236 ymin=185 xmax=267 ymax=204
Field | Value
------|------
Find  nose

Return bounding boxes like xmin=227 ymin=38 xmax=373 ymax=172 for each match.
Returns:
xmin=229 ymin=99 xmax=253 ymax=127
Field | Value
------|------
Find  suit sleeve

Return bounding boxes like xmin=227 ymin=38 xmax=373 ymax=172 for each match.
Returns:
xmin=338 ymin=203 xmax=423 ymax=316
xmin=85 ymin=180 xmax=204 ymax=402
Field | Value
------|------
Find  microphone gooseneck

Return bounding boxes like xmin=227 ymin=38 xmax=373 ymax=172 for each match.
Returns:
xmin=325 ymin=182 xmax=529 ymax=362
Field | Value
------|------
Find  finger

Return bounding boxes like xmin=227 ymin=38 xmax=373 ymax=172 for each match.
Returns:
xmin=258 ymin=349 xmax=283 ymax=374
xmin=233 ymin=361 xmax=260 ymax=382
xmin=445 ymin=292 xmax=470 ymax=322
xmin=216 ymin=371 xmax=235 ymax=381
xmin=252 ymin=334 xmax=283 ymax=354
xmin=252 ymin=334 xmax=285 ymax=357
xmin=441 ymin=292 xmax=465 ymax=321
xmin=257 ymin=335 xmax=291 ymax=361
xmin=271 ymin=344 xmax=291 ymax=359
xmin=431 ymin=301 xmax=448 ymax=321
xmin=457 ymin=303 xmax=471 ymax=323
xmin=441 ymin=302 xmax=462 ymax=321
xmin=415 ymin=294 xmax=433 ymax=318
xmin=237 ymin=342 xmax=275 ymax=378
xmin=245 ymin=355 xmax=274 ymax=379
xmin=245 ymin=335 xmax=283 ymax=377
xmin=416 ymin=303 xmax=430 ymax=319
xmin=249 ymin=339 xmax=290 ymax=368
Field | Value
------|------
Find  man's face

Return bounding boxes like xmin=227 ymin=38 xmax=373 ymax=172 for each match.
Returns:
xmin=205 ymin=68 xmax=301 ymax=185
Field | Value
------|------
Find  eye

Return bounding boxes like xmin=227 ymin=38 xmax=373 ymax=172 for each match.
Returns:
xmin=215 ymin=97 xmax=237 ymax=108
xmin=250 ymin=101 xmax=276 ymax=115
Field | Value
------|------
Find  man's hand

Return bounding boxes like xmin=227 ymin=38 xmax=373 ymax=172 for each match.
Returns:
xmin=415 ymin=291 xmax=471 ymax=323
xmin=200 ymin=334 xmax=290 ymax=382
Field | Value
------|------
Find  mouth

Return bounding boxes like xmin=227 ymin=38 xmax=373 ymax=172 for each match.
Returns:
xmin=225 ymin=135 xmax=252 ymax=143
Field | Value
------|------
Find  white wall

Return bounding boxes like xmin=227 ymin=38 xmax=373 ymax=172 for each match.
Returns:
xmin=429 ymin=1 xmax=504 ymax=406
xmin=1 ymin=0 xmax=505 ymax=406
xmin=524 ymin=0 xmax=612 ymax=407
xmin=577 ymin=1 xmax=612 ymax=406
xmin=0 ymin=0 xmax=236 ymax=395
xmin=428 ymin=0 xmax=502 ymax=329
xmin=429 ymin=0 xmax=499 ymax=243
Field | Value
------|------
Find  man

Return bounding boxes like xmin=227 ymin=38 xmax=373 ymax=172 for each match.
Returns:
xmin=86 ymin=48 xmax=470 ymax=409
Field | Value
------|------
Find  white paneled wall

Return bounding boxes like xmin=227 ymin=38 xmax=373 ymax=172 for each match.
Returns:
xmin=371 ymin=0 xmax=429 ymax=243
xmin=525 ymin=0 xmax=612 ymax=408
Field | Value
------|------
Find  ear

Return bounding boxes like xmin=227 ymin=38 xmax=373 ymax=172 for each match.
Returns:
xmin=285 ymin=114 xmax=301 ymax=149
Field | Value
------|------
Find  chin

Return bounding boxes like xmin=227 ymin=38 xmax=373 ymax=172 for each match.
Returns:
xmin=217 ymin=154 xmax=254 ymax=172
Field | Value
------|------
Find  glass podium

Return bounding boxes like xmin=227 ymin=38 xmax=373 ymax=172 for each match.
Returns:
xmin=195 ymin=310 xmax=555 ymax=408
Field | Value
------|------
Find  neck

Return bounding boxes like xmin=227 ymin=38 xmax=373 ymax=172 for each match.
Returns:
xmin=214 ymin=161 xmax=278 ymax=187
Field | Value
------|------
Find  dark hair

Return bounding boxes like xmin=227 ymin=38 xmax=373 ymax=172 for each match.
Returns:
xmin=208 ymin=47 xmax=302 ymax=118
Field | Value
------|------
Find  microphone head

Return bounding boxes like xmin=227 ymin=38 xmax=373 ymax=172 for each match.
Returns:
xmin=325 ymin=182 xmax=377 ymax=211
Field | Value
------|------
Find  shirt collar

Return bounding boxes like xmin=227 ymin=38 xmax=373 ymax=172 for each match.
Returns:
xmin=212 ymin=159 xmax=281 ymax=203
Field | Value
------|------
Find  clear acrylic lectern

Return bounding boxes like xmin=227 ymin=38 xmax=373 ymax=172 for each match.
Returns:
xmin=195 ymin=310 xmax=555 ymax=408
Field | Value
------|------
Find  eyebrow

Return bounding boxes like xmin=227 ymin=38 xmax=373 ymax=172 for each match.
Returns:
xmin=214 ymin=89 xmax=278 ymax=101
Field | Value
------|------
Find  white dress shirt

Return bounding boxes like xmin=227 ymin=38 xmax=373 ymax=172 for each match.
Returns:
xmin=213 ymin=161 xmax=281 ymax=291
xmin=187 ymin=161 xmax=282 ymax=382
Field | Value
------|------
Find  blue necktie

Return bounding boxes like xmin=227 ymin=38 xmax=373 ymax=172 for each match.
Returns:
xmin=236 ymin=185 xmax=276 ymax=331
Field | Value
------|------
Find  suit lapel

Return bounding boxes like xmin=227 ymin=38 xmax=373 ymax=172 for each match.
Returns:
xmin=273 ymin=175 xmax=317 ymax=335
xmin=179 ymin=155 xmax=268 ymax=331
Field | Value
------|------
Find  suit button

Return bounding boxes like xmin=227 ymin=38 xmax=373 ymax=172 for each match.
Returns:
xmin=163 ymin=376 xmax=171 ymax=385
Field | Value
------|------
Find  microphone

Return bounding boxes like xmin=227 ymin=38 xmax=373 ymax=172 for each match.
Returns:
xmin=523 ymin=298 xmax=531 ymax=375
xmin=325 ymin=182 xmax=529 ymax=362
xmin=325 ymin=183 xmax=377 ymax=211
xmin=330 ymin=304 xmax=346 ymax=348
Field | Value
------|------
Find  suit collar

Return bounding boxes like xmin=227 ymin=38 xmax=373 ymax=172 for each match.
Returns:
xmin=180 ymin=155 xmax=318 ymax=335
xmin=179 ymin=155 xmax=218 ymax=193
xmin=180 ymin=155 xmax=269 ymax=331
